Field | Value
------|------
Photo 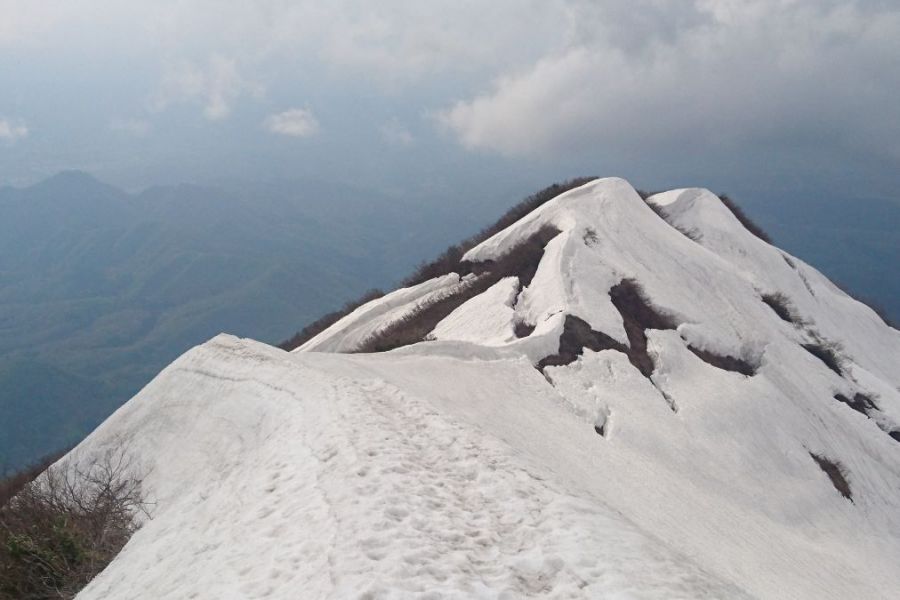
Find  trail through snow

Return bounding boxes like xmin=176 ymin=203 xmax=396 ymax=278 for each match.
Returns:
xmin=68 ymin=177 xmax=900 ymax=599
xmin=77 ymin=336 xmax=746 ymax=599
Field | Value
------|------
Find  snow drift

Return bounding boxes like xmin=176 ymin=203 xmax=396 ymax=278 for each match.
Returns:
xmin=71 ymin=178 xmax=900 ymax=599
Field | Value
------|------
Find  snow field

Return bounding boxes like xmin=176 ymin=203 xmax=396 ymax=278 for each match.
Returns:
xmin=69 ymin=177 xmax=900 ymax=599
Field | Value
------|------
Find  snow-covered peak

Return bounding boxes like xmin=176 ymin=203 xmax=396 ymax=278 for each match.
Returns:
xmin=70 ymin=177 xmax=900 ymax=599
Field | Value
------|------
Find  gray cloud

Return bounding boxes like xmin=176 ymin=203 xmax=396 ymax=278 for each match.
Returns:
xmin=380 ymin=118 xmax=414 ymax=146
xmin=153 ymin=55 xmax=263 ymax=120
xmin=1 ymin=0 xmax=898 ymax=197
xmin=438 ymin=0 xmax=900 ymax=167
xmin=0 ymin=117 xmax=28 ymax=143
xmin=109 ymin=117 xmax=151 ymax=137
xmin=264 ymin=108 xmax=319 ymax=137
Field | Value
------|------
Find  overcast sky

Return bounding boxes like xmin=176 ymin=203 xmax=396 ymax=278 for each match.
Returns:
xmin=2 ymin=0 xmax=899 ymax=202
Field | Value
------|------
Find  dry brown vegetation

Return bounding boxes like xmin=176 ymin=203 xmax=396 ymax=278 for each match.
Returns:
xmin=278 ymin=288 xmax=385 ymax=351
xmin=809 ymin=452 xmax=852 ymax=502
xmin=608 ymin=279 xmax=678 ymax=377
xmin=802 ymin=341 xmax=844 ymax=376
xmin=0 ymin=452 xmax=66 ymax=510
xmin=0 ymin=442 xmax=150 ymax=600
xmin=401 ymin=178 xmax=596 ymax=288
xmin=538 ymin=279 xmax=678 ymax=379
xmin=355 ymin=226 xmax=561 ymax=353
xmin=718 ymin=194 xmax=772 ymax=243
xmin=536 ymin=316 xmax=627 ymax=370
xmin=686 ymin=345 xmax=757 ymax=376
xmin=833 ymin=392 xmax=878 ymax=417
xmin=638 ymin=196 xmax=702 ymax=241
xmin=761 ymin=292 xmax=797 ymax=324
xmin=278 ymin=178 xmax=595 ymax=351
xmin=831 ymin=281 xmax=898 ymax=330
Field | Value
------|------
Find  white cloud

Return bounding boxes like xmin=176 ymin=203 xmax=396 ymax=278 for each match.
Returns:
xmin=109 ymin=117 xmax=151 ymax=137
xmin=0 ymin=117 xmax=28 ymax=143
xmin=438 ymin=1 xmax=900 ymax=161
xmin=380 ymin=119 xmax=414 ymax=146
xmin=0 ymin=1 xmax=73 ymax=46
xmin=264 ymin=108 xmax=319 ymax=137
xmin=153 ymin=55 xmax=263 ymax=120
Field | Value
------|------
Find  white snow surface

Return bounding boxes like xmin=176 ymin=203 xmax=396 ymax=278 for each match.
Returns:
xmin=71 ymin=177 xmax=900 ymax=599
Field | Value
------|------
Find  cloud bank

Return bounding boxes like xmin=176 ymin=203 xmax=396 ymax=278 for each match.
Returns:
xmin=154 ymin=56 xmax=263 ymax=121
xmin=264 ymin=108 xmax=319 ymax=137
xmin=438 ymin=0 xmax=900 ymax=165
xmin=0 ymin=118 xmax=28 ymax=143
xmin=1 ymin=0 xmax=898 ymax=195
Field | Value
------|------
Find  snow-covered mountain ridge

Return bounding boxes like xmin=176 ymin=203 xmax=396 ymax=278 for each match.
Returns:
xmin=72 ymin=178 xmax=899 ymax=599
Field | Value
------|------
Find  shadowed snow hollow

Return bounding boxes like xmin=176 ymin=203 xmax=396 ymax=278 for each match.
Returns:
xmin=73 ymin=178 xmax=900 ymax=599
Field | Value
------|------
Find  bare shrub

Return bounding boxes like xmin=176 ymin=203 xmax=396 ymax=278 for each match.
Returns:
xmin=0 ymin=452 xmax=67 ymax=509
xmin=536 ymin=315 xmax=627 ymax=370
xmin=355 ymin=281 xmax=485 ymax=353
xmin=356 ymin=226 xmax=561 ymax=353
xmin=717 ymin=194 xmax=772 ymax=243
xmin=402 ymin=177 xmax=596 ymax=288
xmin=686 ymin=345 xmax=757 ymax=376
xmin=536 ymin=284 xmax=683 ymax=379
xmin=279 ymin=178 xmax=595 ymax=351
xmin=808 ymin=452 xmax=852 ymax=502
xmin=761 ymin=293 xmax=797 ymax=324
xmin=0 ymin=442 xmax=150 ymax=600
xmin=278 ymin=288 xmax=385 ymax=351
xmin=802 ymin=340 xmax=844 ymax=376
xmin=608 ymin=279 xmax=678 ymax=377
xmin=833 ymin=392 xmax=878 ymax=417
xmin=638 ymin=197 xmax=701 ymax=241
xmin=640 ymin=195 xmax=667 ymax=219
xmin=513 ymin=321 xmax=536 ymax=338
xmin=831 ymin=281 xmax=898 ymax=330
xmin=674 ymin=225 xmax=702 ymax=241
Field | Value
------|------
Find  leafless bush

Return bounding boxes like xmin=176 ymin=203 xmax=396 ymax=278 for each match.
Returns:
xmin=686 ymin=345 xmax=757 ymax=376
xmin=279 ymin=178 xmax=596 ymax=351
xmin=802 ymin=338 xmax=844 ymax=376
xmin=761 ymin=292 xmax=798 ymax=324
xmin=833 ymin=392 xmax=878 ymax=417
xmin=0 ymin=452 xmax=66 ymax=509
xmin=674 ymin=225 xmax=702 ymax=241
xmin=513 ymin=321 xmax=536 ymax=338
xmin=536 ymin=316 xmax=626 ymax=370
xmin=356 ymin=226 xmax=562 ymax=353
xmin=278 ymin=288 xmax=385 ymax=351
xmin=638 ymin=196 xmax=702 ymax=242
xmin=718 ymin=194 xmax=772 ymax=243
xmin=398 ymin=177 xmax=596 ymax=288
xmin=640 ymin=196 xmax=666 ymax=219
xmin=831 ymin=280 xmax=898 ymax=330
xmin=608 ymin=279 xmax=678 ymax=377
xmin=0 ymin=441 xmax=151 ymax=600
xmin=809 ymin=452 xmax=852 ymax=502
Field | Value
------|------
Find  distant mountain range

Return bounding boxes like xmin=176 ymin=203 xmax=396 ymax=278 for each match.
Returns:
xmin=70 ymin=178 xmax=900 ymax=599
xmin=0 ymin=171 xmax=481 ymax=470
xmin=1 ymin=172 xmax=897 ymax=471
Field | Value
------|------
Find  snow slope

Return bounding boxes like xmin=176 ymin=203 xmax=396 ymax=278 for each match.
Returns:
xmin=70 ymin=177 xmax=900 ymax=599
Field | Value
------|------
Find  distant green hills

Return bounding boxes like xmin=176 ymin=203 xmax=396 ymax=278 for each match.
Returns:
xmin=0 ymin=171 xmax=478 ymax=470
xmin=1 ymin=172 xmax=897 ymax=471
